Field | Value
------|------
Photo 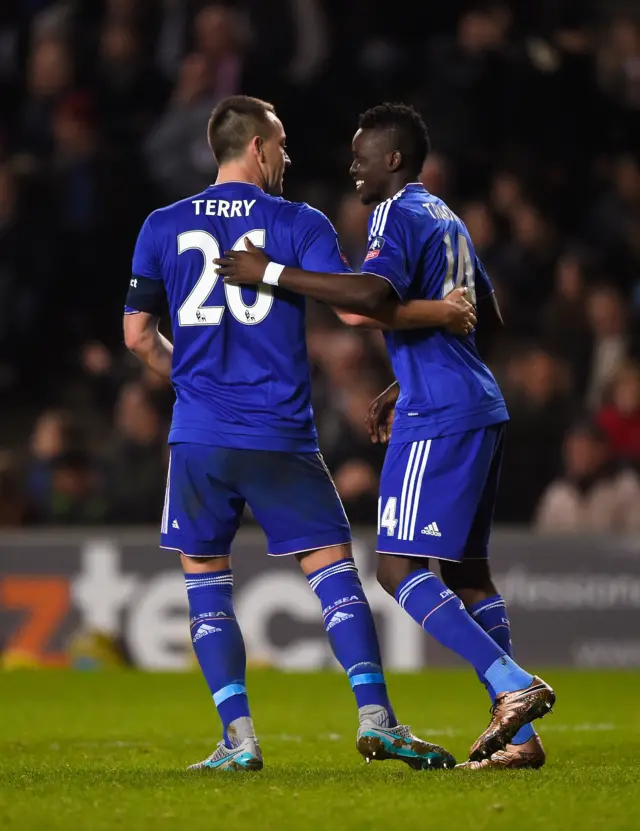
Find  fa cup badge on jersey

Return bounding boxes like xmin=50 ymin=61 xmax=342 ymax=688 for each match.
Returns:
xmin=365 ymin=236 xmax=385 ymax=261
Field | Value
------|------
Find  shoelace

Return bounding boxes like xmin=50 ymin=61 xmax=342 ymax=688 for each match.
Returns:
xmin=210 ymin=739 xmax=241 ymax=760
xmin=210 ymin=740 xmax=229 ymax=759
xmin=361 ymin=721 xmax=413 ymax=738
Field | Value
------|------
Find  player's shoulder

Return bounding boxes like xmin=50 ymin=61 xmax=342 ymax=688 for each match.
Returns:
xmin=282 ymin=199 xmax=333 ymax=228
xmin=369 ymin=186 xmax=424 ymax=239
xmin=142 ymin=191 xmax=209 ymax=231
xmin=406 ymin=191 xmax=468 ymax=247
xmin=419 ymin=192 xmax=463 ymax=226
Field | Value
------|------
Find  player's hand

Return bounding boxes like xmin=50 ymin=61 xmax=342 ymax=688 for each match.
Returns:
xmin=366 ymin=382 xmax=399 ymax=444
xmin=442 ymin=287 xmax=476 ymax=336
xmin=215 ymin=238 xmax=270 ymax=285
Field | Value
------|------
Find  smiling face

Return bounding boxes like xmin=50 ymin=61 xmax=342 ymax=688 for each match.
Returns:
xmin=349 ymin=128 xmax=397 ymax=206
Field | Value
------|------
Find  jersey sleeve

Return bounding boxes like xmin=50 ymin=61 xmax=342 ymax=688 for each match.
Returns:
xmin=474 ymin=256 xmax=495 ymax=301
xmin=125 ymin=214 xmax=165 ymax=314
xmin=362 ymin=202 xmax=411 ymax=299
xmin=293 ymin=205 xmax=352 ymax=274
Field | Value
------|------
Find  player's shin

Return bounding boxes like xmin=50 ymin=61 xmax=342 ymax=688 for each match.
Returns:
xmin=306 ymin=558 xmax=397 ymax=727
xmin=468 ymin=595 xmax=536 ymax=746
xmin=185 ymin=569 xmax=256 ymax=748
xmin=395 ymin=570 xmax=534 ymax=693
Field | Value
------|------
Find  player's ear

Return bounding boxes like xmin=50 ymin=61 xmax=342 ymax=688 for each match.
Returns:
xmin=388 ymin=150 xmax=402 ymax=172
xmin=252 ymin=135 xmax=266 ymax=163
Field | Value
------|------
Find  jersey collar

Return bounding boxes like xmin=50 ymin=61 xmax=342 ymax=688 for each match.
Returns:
xmin=393 ymin=182 xmax=426 ymax=199
xmin=207 ymin=181 xmax=264 ymax=192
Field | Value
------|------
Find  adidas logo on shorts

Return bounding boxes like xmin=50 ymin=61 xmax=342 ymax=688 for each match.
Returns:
xmin=421 ymin=522 xmax=442 ymax=537
xmin=326 ymin=610 xmax=354 ymax=630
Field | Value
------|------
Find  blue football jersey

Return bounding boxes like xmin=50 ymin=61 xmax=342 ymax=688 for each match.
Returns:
xmin=362 ymin=183 xmax=509 ymax=442
xmin=127 ymin=182 xmax=350 ymax=451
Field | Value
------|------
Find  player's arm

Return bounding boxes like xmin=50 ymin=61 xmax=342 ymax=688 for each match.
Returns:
xmin=340 ymin=243 xmax=491 ymax=333
xmin=267 ymin=262 xmax=393 ymax=314
xmin=335 ymin=288 xmax=476 ymax=334
xmin=279 ymin=205 xmax=395 ymax=315
xmin=216 ymin=206 xmax=474 ymax=332
xmin=123 ymin=310 xmax=173 ymax=381
xmin=215 ymin=240 xmax=475 ymax=333
xmin=215 ymin=206 xmax=474 ymax=332
xmin=123 ymin=215 xmax=173 ymax=382
xmin=338 ymin=249 xmax=499 ymax=334
xmin=474 ymin=257 xmax=504 ymax=332
xmin=477 ymin=290 xmax=504 ymax=329
xmin=366 ymin=380 xmax=399 ymax=444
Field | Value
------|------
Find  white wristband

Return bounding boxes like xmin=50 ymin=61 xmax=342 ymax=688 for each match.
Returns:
xmin=263 ymin=262 xmax=285 ymax=286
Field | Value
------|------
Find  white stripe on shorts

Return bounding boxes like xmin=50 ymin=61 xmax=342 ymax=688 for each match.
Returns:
xmin=408 ymin=440 xmax=431 ymax=541
xmin=161 ymin=450 xmax=171 ymax=535
xmin=396 ymin=439 xmax=432 ymax=541
xmin=400 ymin=441 xmax=424 ymax=540
xmin=397 ymin=442 xmax=418 ymax=541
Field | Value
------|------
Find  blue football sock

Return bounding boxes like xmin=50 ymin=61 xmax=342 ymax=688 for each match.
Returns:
xmin=185 ymin=570 xmax=254 ymax=748
xmin=396 ymin=570 xmax=533 ymax=692
xmin=469 ymin=595 xmax=536 ymax=745
xmin=307 ymin=559 xmax=396 ymax=726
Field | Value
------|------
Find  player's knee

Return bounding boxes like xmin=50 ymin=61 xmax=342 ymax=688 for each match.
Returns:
xmin=376 ymin=567 xmax=396 ymax=597
xmin=439 ymin=559 xmax=496 ymax=605
xmin=180 ymin=553 xmax=231 ymax=574
xmin=376 ymin=555 xmax=405 ymax=597
xmin=297 ymin=543 xmax=353 ymax=576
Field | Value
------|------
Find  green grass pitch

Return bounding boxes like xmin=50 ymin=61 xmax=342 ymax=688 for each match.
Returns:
xmin=1 ymin=669 xmax=638 ymax=830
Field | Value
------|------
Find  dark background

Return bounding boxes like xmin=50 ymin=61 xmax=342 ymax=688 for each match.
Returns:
xmin=1 ymin=0 xmax=640 ymax=532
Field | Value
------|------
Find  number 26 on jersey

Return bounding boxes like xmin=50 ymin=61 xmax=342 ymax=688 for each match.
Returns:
xmin=177 ymin=229 xmax=273 ymax=327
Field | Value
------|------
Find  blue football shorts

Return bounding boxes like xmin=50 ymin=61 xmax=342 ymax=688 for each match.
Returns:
xmin=160 ymin=443 xmax=351 ymax=557
xmin=377 ymin=424 xmax=506 ymax=562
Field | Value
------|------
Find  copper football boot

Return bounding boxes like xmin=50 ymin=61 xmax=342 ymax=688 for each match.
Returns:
xmin=468 ymin=676 xmax=555 ymax=763
xmin=457 ymin=735 xmax=546 ymax=770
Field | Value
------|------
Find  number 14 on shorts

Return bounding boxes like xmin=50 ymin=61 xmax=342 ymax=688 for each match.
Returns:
xmin=378 ymin=497 xmax=398 ymax=537
xmin=378 ymin=495 xmax=441 ymax=541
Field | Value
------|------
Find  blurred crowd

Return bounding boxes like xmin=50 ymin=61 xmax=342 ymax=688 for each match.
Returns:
xmin=1 ymin=0 xmax=640 ymax=532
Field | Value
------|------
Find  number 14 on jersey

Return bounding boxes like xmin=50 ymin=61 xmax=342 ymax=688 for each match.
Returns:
xmin=443 ymin=233 xmax=476 ymax=305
